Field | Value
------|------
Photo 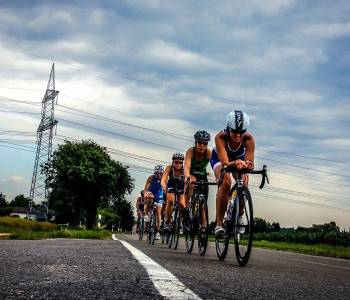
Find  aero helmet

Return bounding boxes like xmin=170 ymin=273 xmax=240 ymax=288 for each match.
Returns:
xmin=154 ymin=165 xmax=164 ymax=174
xmin=172 ymin=152 xmax=184 ymax=161
xmin=226 ymin=110 xmax=249 ymax=132
xmin=194 ymin=130 xmax=210 ymax=142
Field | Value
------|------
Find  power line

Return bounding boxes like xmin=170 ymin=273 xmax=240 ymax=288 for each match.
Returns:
xmin=0 ymin=95 xmax=350 ymax=165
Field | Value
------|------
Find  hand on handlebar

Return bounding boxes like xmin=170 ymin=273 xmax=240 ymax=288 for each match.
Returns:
xmin=231 ymin=159 xmax=247 ymax=170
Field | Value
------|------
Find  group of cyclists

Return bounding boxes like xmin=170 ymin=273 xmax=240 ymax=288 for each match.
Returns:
xmin=135 ymin=109 xmax=255 ymax=241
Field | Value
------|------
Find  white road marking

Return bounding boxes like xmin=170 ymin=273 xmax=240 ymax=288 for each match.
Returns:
xmin=112 ymin=234 xmax=201 ymax=300
xmin=282 ymin=257 xmax=350 ymax=270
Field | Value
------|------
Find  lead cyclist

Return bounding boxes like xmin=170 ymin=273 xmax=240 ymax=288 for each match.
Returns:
xmin=210 ymin=110 xmax=255 ymax=238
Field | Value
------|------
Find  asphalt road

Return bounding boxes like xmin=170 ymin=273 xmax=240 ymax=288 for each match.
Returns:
xmin=0 ymin=236 xmax=349 ymax=299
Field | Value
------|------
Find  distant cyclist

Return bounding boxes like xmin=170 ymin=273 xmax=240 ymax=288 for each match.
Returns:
xmin=162 ymin=152 xmax=185 ymax=232
xmin=210 ymin=110 xmax=255 ymax=237
xmin=184 ymin=130 xmax=211 ymax=232
xmin=135 ymin=190 xmax=145 ymax=233
xmin=144 ymin=165 xmax=164 ymax=240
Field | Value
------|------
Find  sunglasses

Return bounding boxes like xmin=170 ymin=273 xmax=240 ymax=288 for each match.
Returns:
xmin=196 ymin=141 xmax=208 ymax=146
xmin=174 ymin=161 xmax=183 ymax=165
xmin=228 ymin=128 xmax=246 ymax=135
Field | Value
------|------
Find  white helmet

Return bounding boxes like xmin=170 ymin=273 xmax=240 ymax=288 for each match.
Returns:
xmin=226 ymin=110 xmax=249 ymax=132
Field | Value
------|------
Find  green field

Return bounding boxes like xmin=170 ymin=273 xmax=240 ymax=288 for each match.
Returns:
xmin=0 ymin=217 xmax=111 ymax=240
xmin=2 ymin=217 xmax=349 ymax=259
xmin=207 ymin=235 xmax=350 ymax=259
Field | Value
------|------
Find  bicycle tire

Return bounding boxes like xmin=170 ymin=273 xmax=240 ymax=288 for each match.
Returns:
xmin=215 ymin=219 xmax=229 ymax=260
xmin=185 ymin=205 xmax=195 ymax=253
xmin=234 ymin=186 xmax=253 ymax=267
xmin=198 ymin=201 xmax=209 ymax=256
xmin=160 ymin=220 xmax=165 ymax=244
xmin=168 ymin=208 xmax=177 ymax=248
xmin=173 ymin=208 xmax=181 ymax=250
xmin=139 ymin=216 xmax=144 ymax=241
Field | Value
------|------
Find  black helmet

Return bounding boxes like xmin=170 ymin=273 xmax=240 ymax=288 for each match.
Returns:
xmin=172 ymin=152 xmax=184 ymax=161
xmin=154 ymin=165 xmax=164 ymax=174
xmin=194 ymin=130 xmax=210 ymax=142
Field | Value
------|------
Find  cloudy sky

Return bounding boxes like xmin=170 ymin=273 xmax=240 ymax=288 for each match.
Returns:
xmin=1 ymin=0 xmax=350 ymax=228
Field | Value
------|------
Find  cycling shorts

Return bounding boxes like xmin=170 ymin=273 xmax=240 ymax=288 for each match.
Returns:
xmin=137 ymin=203 xmax=145 ymax=212
xmin=167 ymin=178 xmax=185 ymax=194
xmin=147 ymin=190 xmax=164 ymax=206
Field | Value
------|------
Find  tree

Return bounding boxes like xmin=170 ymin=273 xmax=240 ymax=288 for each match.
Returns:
xmin=0 ymin=193 xmax=7 ymax=208
xmin=9 ymin=194 xmax=30 ymax=207
xmin=112 ymin=199 xmax=134 ymax=231
xmin=43 ymin=140 xmax=134 ymax=229
xmin=254 ymin=217 xmax=269 ymax=233
xmin=0 ymin=192 xmax=12 ymax=216
xmin=98 ymin=207 xmax=120 ymax=230
xmin=270 ymin=222 xmax=281 ymax=232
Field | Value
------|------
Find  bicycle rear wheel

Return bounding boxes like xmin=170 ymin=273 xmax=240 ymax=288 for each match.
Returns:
xmin=234 ymin=187 xmax=253 ymax=267
xmin=198 ymin=201 xmax=209 ymax=256
xmin=215 ymin=219 xmax=229 ymax=260
xmin=185 ymin=205 xmax=195 ymax=253
xmin=138 ymin=216 xmax=144 ymax=241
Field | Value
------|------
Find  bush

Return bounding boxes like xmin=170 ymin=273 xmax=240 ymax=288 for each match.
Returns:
xmin=0 ymin=207 xmax=12 ymax=217
xmin=253 ymin=230 xmax=350 ymax=247
xmin=0 ymin=216 xmax=57 ymax=231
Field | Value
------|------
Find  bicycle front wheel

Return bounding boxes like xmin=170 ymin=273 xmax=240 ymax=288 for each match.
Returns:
xmin=173 ymin=209 xmax=181 ymax=250
xmin=215 ymin=219 xmax=229 ymax=261
xmin=234 ymin=186 xmax=253 ymax=267
xmin=139 ymin=217 xmax=144 ymax=241
xmin=198 ymin=201 xmax=209 ymax=256
xmin=149 ymin=215 xmax=156 ymax=245
xmin=185 ymin=206 xmax=195 ymax=253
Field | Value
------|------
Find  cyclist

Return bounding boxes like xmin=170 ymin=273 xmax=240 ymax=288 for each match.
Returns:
xmin=210 ymin=110 xmax=255 ymax=237
xmin=184 ymin=130 xmax=211 ymax=233
xmin=162 ymin=152 xmax=185 ymax=232
xmin=135 ymin=190 xmax=145 ymax=233
xmin=144 ymin=165 xmax=164 ymax=240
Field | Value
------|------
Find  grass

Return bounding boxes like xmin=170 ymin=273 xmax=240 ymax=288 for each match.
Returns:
xmin=207 ymin=235 xmax=350 ymax=259
xmin=253 ymin=240 xmax=350 ymax=259
xmin=0 ymin=216 xmax=112 ymax=240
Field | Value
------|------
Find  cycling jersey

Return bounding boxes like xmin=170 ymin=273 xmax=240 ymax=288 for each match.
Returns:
xmin=190 ymin=147 xmax=209 ymax=179
xmin=137 ymin=190 xmax=145 ymax=212
xmin=210 ymin=130 xmax=247 ymax=170
xmin=148 ymin=175 xmax=164 ymax=204
xmin=167 ymin=167 xmax=185 ymax=194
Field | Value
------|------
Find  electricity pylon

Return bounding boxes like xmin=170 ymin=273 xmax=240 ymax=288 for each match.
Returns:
xmin=28 ymin=63 xmax=58 ymax=220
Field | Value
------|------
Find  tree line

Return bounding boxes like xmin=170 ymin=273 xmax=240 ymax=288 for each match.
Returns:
xmin=1 ymin=140 xmax=135 ymax=231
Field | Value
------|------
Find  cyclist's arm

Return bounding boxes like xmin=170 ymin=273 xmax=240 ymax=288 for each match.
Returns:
xmin=206 ymin=148 xmax=212 ymax=160
xmin=161 ymin=165 xmax=171 ymax=191
xmin=244 ymin=133 xmax=255 ymax=170
xmin=215 ymin=131 xmax=230 ymax=167
xmin=136 ymin=197 xmax=141 ymax=209
xmin=143 ymin=175 xmax=152 ymax=196
xmin=184 ymin=147 xmax=193 ymax=180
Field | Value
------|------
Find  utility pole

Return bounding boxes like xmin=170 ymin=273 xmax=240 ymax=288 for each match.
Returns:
xmin=28 ymin=63 xmax=58 ymax=221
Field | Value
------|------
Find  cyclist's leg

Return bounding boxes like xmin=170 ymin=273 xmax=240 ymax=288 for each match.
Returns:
xmin=214 ymin=165 xmax=232 ymax=227
xmin=136 ymin=209 xmax=141 ymax=232
xmin=184 ymin=175 xmax=196 ymax=207
xmin=165 ymin=192 xmax=175 ymax=224
xmin=154 ymin=197 xmax=163 ymax=232
xmin=145 ymin=192 xmax=154 ymax=222
xmin=239 ymin=174 xmax=249 ymax=216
